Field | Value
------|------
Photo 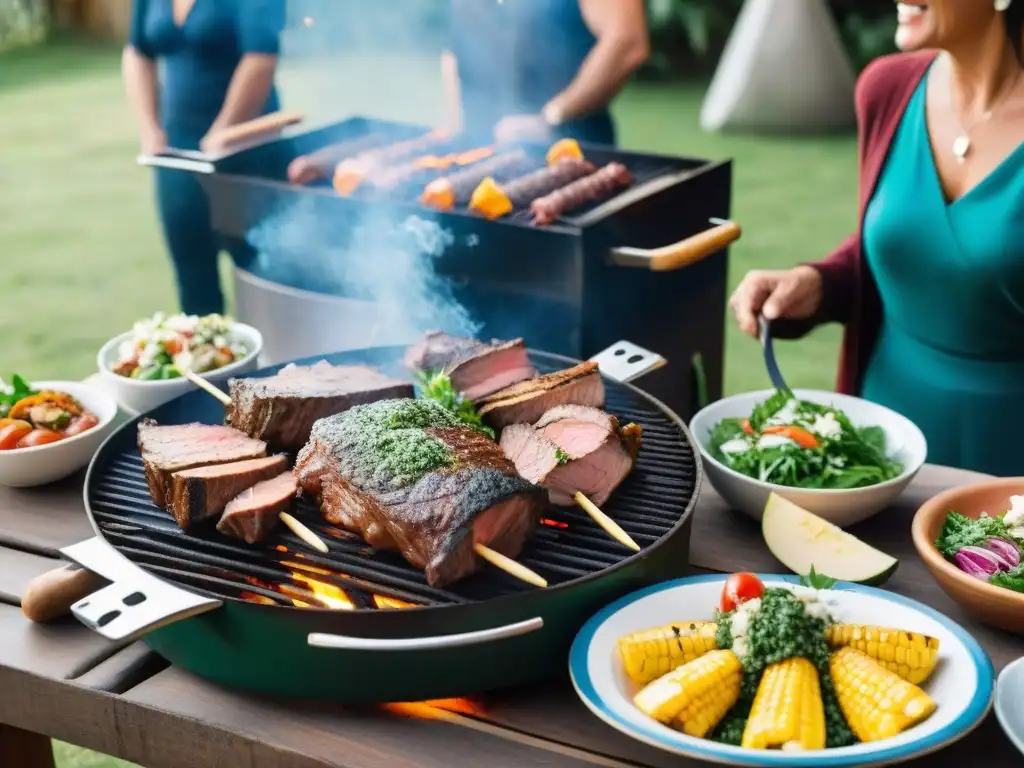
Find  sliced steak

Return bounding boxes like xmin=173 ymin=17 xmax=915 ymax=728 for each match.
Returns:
xmin=217 ymin=471 xmax=298 ymax=544
xmin=477 ymin=362 xmax=605 ymax=431
xmin=294 ymin=398 xmax=544 ymax=587
xmin=169 ymin=455 xmax=288 ymax=530
xmin=403 ymin=331 xmax=487 ymax=372
xmin=501 ymin=406 xmax=642 ymax=507
xmin=227 ymin=361 xmax=413 ymax=453
xmin=445 ymin=338 xmax=536 ymax=401
xmin=137 ymin=419 xmax=268 ymax=508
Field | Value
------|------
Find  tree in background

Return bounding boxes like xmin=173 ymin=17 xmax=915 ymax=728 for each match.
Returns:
xmin=0 ymin=0 xmax=49 ymax=51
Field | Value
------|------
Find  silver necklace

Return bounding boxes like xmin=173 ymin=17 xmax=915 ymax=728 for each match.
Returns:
xmin=949 ymin=67 xmax=1022 ymax=164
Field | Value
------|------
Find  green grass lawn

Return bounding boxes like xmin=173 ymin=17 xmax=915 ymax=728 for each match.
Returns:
xmin=0 ymin=37 xmax=855 ymax=768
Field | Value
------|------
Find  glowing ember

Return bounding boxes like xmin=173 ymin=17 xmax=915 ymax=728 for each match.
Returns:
xmin=373 ymin=594 xmax=416 ymax=610
xmin=239 ymin=591 xmax=277 ymax=605
xmin=540 ymin=518 xmax=569 ymax=529
xmin=384 ymin=698 xmax=486 ymax=720
xmin=413 ymin=146 xmax=494 ymax=171
xmin=290 ymin=572 xmax=356 ymax=610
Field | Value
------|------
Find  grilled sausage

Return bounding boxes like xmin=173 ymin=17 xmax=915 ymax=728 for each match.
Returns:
xmin=287 ymin=133 xmax=393 ymax=185
xmin=503 ymin=159 xmax=596 ymax=208
xmin=333 ymin=130 xmax=449 ymax=196
xmin=421 ymin=150 xmax=529 ymax=210
xmin=530 ymin=162 xmax=632 ymax=225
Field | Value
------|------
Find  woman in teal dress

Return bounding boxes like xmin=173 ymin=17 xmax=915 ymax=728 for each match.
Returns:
xmin=123 ymin=0 xmax=286 ymax=315
xmin=728 ymin=0 xmax=1024 ymax=476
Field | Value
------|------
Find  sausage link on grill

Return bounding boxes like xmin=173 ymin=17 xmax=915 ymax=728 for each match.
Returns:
xmin=530 ymin=163 xmax=633 ymax=225
xmin=421 ymin=150 xmax=529 ymax=210
xmin=333 ymin=130 xmax=450 ymax=196
xmin=503 ymin=159 xmax=596 ymax=208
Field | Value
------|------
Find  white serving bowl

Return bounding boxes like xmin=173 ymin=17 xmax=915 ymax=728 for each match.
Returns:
xmin=689 ymin=389 xmax=927 ymax=527
xmin=0 ymin=381 xmax=119 ymax=487
xmin=995 ymin=656 xmax=1024 ymax=757
xmin=95 ymin=322 xmax=263 ymax=414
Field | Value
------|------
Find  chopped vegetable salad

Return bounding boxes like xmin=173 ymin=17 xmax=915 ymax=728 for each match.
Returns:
xmin=707 ymin=390 xmax=904 ymax=489
xmin=112 ymin=312 xmax=250 ymax=381
xmin=936 ymin=501 xmax=1024 ymax=594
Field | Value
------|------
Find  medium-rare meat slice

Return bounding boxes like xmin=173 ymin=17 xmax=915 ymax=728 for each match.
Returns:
xmin=501 ymin=406 xmax=642 ymax=507
xmin=294 ymin=398 xmax=544 ymax=586
xmin=227 ymin=360 xmax=413 ymax=453
xmin=169 ymin=455 xmax=288 ymax=530
xmin=477 ymin=362 xmax=605 ymax=431
xmin=403 ymin=331 xmax=486 ymax=372
xmin=444 ymin=338 xmax=536 ymax=401
xmin=137 ymin=419 xmax=268 ymax=508
xmin=217 ymin=471 xmax=298 ymax=544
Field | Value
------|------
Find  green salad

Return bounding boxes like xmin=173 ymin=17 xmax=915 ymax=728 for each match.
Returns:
xmin=707 ymin=390 xmax=904 ymax=490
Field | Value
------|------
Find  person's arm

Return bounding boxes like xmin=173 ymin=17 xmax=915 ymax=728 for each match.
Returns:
xmin=122 ymin=0 xmax=164 ymax=154
xmin=542 ymin=0 xmax=649 ymax=124
xmin=202 ymin=0 xmax=285 ymax=151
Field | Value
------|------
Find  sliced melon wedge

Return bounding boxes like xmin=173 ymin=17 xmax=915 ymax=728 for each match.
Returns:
xmin=762 ymin=493 xmax=898 ymax=586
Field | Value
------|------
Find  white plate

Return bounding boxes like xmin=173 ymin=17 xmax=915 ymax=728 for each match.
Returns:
xmin=569 ymin=574 xmax=994 ymax=767
xmin=995 ymin=656 xmax=1024 ymax=757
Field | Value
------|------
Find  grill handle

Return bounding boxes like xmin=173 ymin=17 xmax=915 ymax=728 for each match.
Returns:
xmin=308 ymin=616 xmax=544 ymax=651
xmin=609 ymin=218 xmax=741 ymax=271
xmin=203 ymin=109 xmax=303 ymax=148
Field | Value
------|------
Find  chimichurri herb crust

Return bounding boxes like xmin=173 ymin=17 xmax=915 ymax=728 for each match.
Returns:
xmin=708 ymin=390 xmax=903 ymax=489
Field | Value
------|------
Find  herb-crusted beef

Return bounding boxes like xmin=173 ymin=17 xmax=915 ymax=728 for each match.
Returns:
xmin=294 ymin=399 xmax=544 ymax=586
xmin=478 ymin=362 xmax=605 ymax=431
xmin=217 ymin=471 xmax=298 ymax=544
xmin=137 ymin=419 xmax=268 ymax=508
xmin=403 ymin=331 xmax=487 ymax=373
xmin=227 ymin=361 xmax=413 ymax=452
xmin=169 ymin=455 xmax=288 ymax=530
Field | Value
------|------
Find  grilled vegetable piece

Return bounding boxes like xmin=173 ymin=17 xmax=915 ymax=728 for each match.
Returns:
xmin=829 ymin=647 xmax=937 ymax=742
xmin=617 ymin=621 xmax=719 ymax=686
xmin=546 ymin=138 xmax=583 ymax=165
xmin=468 ymin=176 xmax=513 ymax=219
xmin=741 ymin=657 xmax=826 ymax=751
xmin=825 ymin=624 xmax=940 ymax=684
xmin=632 ymin=649 xmax=741 ymax=734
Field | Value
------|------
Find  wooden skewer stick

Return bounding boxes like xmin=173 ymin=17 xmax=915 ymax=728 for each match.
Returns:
xmin=176 ymin=366 xmax=329 ymax=555
xmin=574 ymin=492 xmax=641 ymax=552
xmin=473 ymin=543 xmax=548 ymax=588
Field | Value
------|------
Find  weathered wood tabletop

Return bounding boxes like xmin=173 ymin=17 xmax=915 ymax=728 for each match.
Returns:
xmin=1 ymin=464 xmax=1021 ymax=768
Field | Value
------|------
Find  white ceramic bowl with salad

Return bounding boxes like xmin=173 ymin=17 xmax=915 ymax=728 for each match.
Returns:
xmin=96 ymin=313 xmax=263 ymax=414
xmin=689 ymin=389 xmax=927 ymax=528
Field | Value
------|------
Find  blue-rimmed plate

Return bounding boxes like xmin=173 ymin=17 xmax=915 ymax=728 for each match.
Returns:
xmin=569 ymin=574 xmax=994 ymax=767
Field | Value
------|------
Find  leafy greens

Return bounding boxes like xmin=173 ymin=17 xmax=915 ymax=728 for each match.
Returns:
xmin=707 ymin=390 xmax=904 ymax=490
xmin=0 ymin=374 xmax=37 ymax=419
xmin=934 ymin=511 xmax=1008 ymax=559
xmin=415 ymin=370 xmax=495 ymax=440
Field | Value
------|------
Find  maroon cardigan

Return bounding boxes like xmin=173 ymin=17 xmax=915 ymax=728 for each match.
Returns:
xmin=774 ymin=51 xmax=937 ymax=394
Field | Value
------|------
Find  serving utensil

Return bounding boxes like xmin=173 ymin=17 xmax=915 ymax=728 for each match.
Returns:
xmin=758 ymin=315 xmax=791 ymax=392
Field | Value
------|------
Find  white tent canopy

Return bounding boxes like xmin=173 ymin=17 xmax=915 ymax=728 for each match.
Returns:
xmin=700 ymin=0 xmax=857 ymax=134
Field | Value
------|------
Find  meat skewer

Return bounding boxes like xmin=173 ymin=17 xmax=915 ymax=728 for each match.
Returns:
xmin=421 ymin=150 xmax=529 ymax=211
xmin=530 ymin=162 xmax=633 ymax=225
xmin=176 ymin=367 xmax=328 ymax=552
xmin=468 ymin=158 xmax=596 ymax=220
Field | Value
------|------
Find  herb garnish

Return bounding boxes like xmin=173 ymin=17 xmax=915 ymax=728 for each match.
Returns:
xmin=935 ymin=511 xmax=1008 ymax=559
xmin=555 ymin=447 xmax=570 ymax=464
xmin=415 ymin=370 xmax=495 ymax=439
xmin=0 ymin=374 xmax=36 ymax=419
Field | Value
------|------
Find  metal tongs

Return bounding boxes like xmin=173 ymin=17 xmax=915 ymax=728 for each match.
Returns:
xmin=759 ymin=316 xmax=791 ymax=392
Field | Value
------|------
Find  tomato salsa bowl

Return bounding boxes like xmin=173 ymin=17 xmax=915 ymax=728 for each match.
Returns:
xmin=0 ymin=380 xmax=118 ymax=487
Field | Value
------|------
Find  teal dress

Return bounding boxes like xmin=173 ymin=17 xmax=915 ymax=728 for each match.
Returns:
xmin=861 ymin=71 xmax=1024 ymax=476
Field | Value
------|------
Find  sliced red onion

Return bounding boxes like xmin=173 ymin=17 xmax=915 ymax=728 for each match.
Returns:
xmin=960 ymin=544 xmax=1012 ymax=571
xmin=955 ymin=548 xmax=1000 ymax=579
xmin=986 ymin=537 xmax=1021 ymax=568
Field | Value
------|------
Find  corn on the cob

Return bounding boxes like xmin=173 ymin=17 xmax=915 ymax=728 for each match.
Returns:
xmin=617 ymin=621 xmax=719 ymax=686
xmin=829 ymin=647 xmax=937 ymax=742
xmin=741 ymin=657 xmax=826 ymax=751
xmin=633 ymin=649 xmax=741 ymax=736
xmin=825 ymin=624 xmax=940 ymax=684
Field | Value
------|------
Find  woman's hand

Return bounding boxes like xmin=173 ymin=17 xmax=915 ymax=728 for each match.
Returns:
xmin=200 ymin=131 xmax=230 ymax=155
xmin=729 ymin=265 xmax=823 ymax=337
xmin=140 ymin=125 xmax=167 ymax=156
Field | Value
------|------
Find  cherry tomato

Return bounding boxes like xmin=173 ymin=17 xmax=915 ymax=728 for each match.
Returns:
xmin=63 ymin=413 xmax=99 ymax=437
xmin=719 ymin=572 xmax=765 ymax=613
xmin=17 ymin=429 xmax=63 ymax=449
xmin=0 ymin=420 xmax=33 ymax=450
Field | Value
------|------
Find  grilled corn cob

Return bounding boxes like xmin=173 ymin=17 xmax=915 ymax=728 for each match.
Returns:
xmin=825 ymin=624 xmax=940 ymax=684
xmin=618 ymin=621 xmax=719 ymax=686
xmin=741 ymin=657 xmax=826 ymax=751
xmin=829 ymin=647 xmax=936 ymax=742
xmin=633 ymin=649 xmax=741 ymax=737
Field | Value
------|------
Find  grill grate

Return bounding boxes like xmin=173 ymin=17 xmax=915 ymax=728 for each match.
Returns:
xmin=86 ymin=353 xmax=698 ymax=609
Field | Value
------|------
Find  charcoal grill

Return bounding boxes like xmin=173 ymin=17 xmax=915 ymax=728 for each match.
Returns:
xmin=61 ymin=345 xmax=700 ymax=703
xmin=140 ymin=115 xmax=735 ymax=421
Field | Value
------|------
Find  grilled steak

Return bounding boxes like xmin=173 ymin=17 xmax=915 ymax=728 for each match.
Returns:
xmin=477 ymin=362 xmax=605 ymax=431
xmin=227 ymin=361 xmax=413 ymax=453
xmin=217 ymin=471 xmax=298 ymax=544
xmin=403 ymin=331 xmax=487 ymax=373
xmin=168 ymin=455 xmax=288 ymax=530
xmin=137 ymin=419 xmax=268 ymax=508
xmin=445 ymin=338 xmax=536 ymax=401
xmin=294 ymin=398 xmax=544 ymax=587
xmin=508 ymin=405 xmax=641 ymax=506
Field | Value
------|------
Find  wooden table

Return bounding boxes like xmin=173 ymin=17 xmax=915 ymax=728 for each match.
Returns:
xmin=1 ymin=465 xmax=1021 ymax=767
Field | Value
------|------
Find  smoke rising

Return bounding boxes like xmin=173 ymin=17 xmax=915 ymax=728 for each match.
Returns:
xmin=246 ymin=196 xmax=481 ymax=342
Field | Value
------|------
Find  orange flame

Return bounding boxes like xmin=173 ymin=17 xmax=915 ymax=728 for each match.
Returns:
xmin=239 ymin=591 xmax=277 ymax=605
xmin=413 ymin=146 xmax=494 ymax=171
xmin=540 ymin=518 xmax=569 ymax=529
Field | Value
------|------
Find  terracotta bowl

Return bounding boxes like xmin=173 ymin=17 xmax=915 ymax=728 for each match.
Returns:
xmin=912 ymin=478 xmax=1024 ymax=635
